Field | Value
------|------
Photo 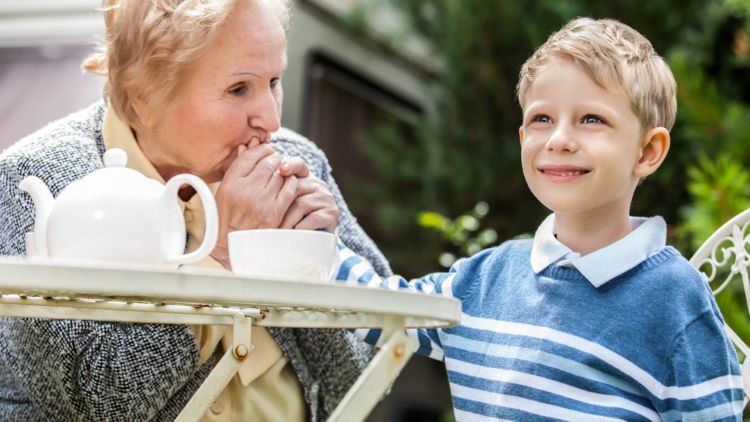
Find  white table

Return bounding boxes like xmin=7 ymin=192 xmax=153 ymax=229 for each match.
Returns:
xmin=0 ymin=257 xmax=461 ymax=421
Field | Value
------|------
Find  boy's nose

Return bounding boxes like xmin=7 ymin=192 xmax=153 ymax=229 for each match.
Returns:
xmin=545 ymin=125 xmax=578 ymax=153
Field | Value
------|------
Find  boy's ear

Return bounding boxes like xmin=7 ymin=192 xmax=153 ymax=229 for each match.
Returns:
xmin=634 ymin=127 xmax=670 ymax=178
xmin=518 ymin=126 xmax=525 ymax=144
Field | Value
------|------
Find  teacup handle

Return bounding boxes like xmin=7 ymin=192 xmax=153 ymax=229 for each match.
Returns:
xmin=163 ymin=174 xmax=219 ymax=265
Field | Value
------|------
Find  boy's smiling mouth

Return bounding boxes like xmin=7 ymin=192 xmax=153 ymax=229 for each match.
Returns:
xmin=537 ymin=164 xmax=591 ymax=182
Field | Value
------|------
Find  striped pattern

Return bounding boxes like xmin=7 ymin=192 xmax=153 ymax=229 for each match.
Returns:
xmin=335 ymin=241 xmax=744 ymax=420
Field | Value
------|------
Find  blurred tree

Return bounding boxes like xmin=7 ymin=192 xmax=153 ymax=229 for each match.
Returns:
xmin=360 ymin=0 xmax=712 ymax=276
xmin=668 ymin=1 xmax=750 ymax=344
xmin=350 ymin=1 xmax=750 ymax=418
xmin=417 ymin=201 xmax=498 ymax=268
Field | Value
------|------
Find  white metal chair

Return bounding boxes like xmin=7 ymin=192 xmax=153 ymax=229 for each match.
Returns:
xmin=689 ymin=208 xmax=750 ymax=408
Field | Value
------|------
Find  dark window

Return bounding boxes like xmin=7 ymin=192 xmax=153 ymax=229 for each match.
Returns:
xmin=302 ymin=51 xmax=422 ymax=241
xmin=303 ymin=51 xmax=454 ymax=422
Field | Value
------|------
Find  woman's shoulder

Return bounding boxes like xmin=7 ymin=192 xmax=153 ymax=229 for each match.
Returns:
xmin=0 ymin=102 xmax=105 ymax=192
xmin=271 ymin=128 xmax=327 ymax=164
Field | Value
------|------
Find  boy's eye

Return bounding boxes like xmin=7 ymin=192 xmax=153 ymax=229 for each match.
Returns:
xmin=531 ymin=114 xmax=552 ymax=124
xmin=582 ymin=114 xmax=606 ymax=125
xmin=228 ymin=83 xmax=247 ymax=96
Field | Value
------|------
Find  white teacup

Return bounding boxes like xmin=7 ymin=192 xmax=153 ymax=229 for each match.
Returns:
xmin=228 ymin=229 xmax=338 ymax=283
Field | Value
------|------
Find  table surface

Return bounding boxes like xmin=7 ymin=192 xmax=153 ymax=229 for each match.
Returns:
xmin=0 ymin=256 xmax=461 ymax=329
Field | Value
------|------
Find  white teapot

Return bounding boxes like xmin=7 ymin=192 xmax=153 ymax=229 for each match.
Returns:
xmin=19 ymin=148 xmax=218 ymax=267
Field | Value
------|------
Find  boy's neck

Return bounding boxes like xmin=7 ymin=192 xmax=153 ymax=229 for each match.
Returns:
xmin=553 ymin=207 xmax=633 ymax=256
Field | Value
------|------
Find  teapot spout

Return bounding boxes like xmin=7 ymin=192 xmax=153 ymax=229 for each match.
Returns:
xmin=19 ymin=176 xmax=53 ymax=257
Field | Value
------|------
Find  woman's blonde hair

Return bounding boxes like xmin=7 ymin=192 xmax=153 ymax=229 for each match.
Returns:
xmin=83 ymin=0 xmax=292 ymax=130
xmin=517 ymin=17 xmax=677 ymax=131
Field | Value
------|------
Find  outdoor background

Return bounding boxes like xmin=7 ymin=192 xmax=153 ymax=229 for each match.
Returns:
xmin=1 ymin=0 xmax=749 ymax=420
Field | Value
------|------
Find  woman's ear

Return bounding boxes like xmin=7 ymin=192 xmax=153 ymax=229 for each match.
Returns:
xmin=634 ymin=127 xmax=670 ymax=178
xmin=131 ymin=96 xmax=155 ymax=129
xmin=518 ymin=126 xmax=525 ymax=144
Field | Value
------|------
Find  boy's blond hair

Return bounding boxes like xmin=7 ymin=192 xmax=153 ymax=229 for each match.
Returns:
xmin=517 ymin=17 xmax=677 ymax=131
xmin=82 ymin=0 xmax=292 ymax=131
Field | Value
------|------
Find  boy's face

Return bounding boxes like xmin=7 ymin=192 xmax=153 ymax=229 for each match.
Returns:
xmin=519 ymin=58 xmax=644 ymax=218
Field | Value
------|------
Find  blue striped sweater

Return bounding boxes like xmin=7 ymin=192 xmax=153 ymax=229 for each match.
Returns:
xmin=336 ymin=239 xmax=743 ymax=421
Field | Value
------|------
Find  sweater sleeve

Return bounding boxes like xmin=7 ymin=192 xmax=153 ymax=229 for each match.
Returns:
xmin=334 ymin=243 xmax=471 ymax=362
xmin=0 ymin=161 xmax=211 ymax=421
xmin=656 ymin=309 xmax=744 ymax=421
xmin=321 ymin=153 xmax=392 ymax=277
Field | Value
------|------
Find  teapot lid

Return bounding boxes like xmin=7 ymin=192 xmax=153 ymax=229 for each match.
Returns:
xmin=62 ymin=148 xmax=163 ymax=198
xmin=103 ymin=148 xmax=128 ymax=168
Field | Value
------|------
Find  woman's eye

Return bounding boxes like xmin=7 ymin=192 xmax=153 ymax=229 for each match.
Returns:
xmin=270 ymin=78 xmax=281 ymax=89
xmin=229 ymin=84 xmax=246 ymax=96
xmin=582 ymin=114 xmax=606 ymax=124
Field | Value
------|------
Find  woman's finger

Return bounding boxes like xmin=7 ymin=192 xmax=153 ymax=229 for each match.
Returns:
xmin=295 ymin=177 xmax=326 ymax=198
xmin=280 ymin=157 xmax=310 ymax=178
xmin=245 ymin=152 xmax=282 ymax=185
xmin=265 ymin=168 xmax=285 ymax=192
xmin=224 ymin=143 xmax=276 ymax=179
xmin=279 ymin=195 xmax=314 ymax=229
xmin=295 ymin=210 xmax=338 ymax=232
xmin=281 ymin=187 xmax=339 ymax=231
xmin=276 ymin=175 xmax=298 ymax=213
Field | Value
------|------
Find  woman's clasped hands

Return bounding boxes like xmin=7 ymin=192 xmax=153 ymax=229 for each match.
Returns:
xmin=211 ymin=142 xmax=339 ymax=268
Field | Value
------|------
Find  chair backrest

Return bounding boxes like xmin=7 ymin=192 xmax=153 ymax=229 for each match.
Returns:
xmin=689 ymin=208 xmax=750 ymax=408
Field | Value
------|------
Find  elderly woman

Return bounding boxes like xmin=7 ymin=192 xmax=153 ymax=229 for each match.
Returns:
xmin=0 ymin=0 xmax=390 ymax=420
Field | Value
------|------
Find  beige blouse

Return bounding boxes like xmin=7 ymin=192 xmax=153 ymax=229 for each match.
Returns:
xmin=102 ymin=106 xmax=305 ymax=421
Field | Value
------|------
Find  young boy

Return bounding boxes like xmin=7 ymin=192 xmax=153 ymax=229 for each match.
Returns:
xmin=335 ymin=18 xmax=743 ymax=420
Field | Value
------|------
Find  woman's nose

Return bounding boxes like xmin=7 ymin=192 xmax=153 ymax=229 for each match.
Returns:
xmin=248 ymin=90 xmax=281 ymax=134
xmin=545 ymin=124 xmax=577 ymax=153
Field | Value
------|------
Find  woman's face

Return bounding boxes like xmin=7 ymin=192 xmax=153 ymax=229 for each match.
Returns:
xmin=138 ymin=0 xmax=287 ymax=183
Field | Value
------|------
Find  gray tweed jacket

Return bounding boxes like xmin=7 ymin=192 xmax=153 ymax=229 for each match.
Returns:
xmin=0 ymin=101 xmax=392 ymax=421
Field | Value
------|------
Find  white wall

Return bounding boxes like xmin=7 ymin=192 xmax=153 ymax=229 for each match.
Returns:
xmin=0 ymin=46 xmax=104 ymax=150
xmin=0 ymin=1 xmax=431 ymax=149
xmin=0 ymin=1 xmax=103 ymax=47
xmin=0 ymin=1 xmax=105 ymax=149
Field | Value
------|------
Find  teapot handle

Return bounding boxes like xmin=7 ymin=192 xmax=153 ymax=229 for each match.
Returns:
xmin=163 ymin=174 xmax=219 ymax=265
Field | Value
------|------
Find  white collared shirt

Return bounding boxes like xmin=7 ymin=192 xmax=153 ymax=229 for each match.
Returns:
xmin=530 ymin=214 xmax=667 ymax=287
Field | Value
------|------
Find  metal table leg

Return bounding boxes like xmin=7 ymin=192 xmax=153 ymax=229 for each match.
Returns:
xmin=328 ymin=316 xmax=418 ymax=421
xmin=176 ymin=312 xmax=254 ymax=421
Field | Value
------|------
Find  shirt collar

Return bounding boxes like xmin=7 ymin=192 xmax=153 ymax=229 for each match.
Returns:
xmin=530 ymin=213 xmax=667 ymax=287
xmin=102 ymin=105 xmax=219 ymax=213
xmin=102 ymin=105 xmax=165 ymax=184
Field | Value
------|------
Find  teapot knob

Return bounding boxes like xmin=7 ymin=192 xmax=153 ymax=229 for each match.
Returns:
xmin=103 ymin=148 xmax=128 ymax=168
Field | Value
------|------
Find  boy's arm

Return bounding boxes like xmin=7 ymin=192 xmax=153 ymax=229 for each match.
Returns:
xmin=335 ymin=244 xmax=465 ymax=361
xmin=658 ymin=309 xmax=744 ymax=421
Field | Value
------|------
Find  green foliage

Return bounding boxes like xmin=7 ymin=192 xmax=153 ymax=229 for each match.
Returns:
xmin=715 ymin=281 xmax=750 ymax=348
xmin=359 ymin=0 xmax=713 ymax=277
xmin=417 ymin=202 xmax=498 ymax=268
xmin=349 ymin=1 xmax=750 ymax=414
xmin=677 ymin=153 xmax=750 ymax=344
xmin=678 ymin=155 xmax=750 ymax=251
xmin=663 ymin=4 xmax=750 ymax=345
